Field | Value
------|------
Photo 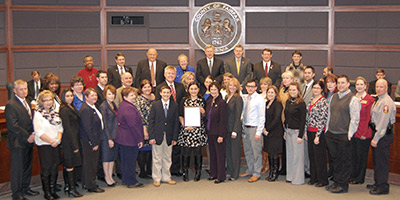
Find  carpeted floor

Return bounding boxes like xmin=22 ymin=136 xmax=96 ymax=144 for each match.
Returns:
xmin=1 ymin=169 xmax=399 ymax=200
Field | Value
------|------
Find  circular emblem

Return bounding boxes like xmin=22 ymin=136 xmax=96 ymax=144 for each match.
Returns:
xmin=192 ymin=2 xmax=242 ymax=55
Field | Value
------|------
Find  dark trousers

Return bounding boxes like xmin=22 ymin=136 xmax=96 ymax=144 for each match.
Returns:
xmin=10 ymin=147 xmax=33 ymax=198
xmin=350 ymin=137 xmax=371 ymax=183
xmin=182 ymin=146 xmax=202 ymax=157
xmin=307 ymin=131 xmax=328 ymax=185
xmin=137 ymin=151 xmax=152 ymax=176
xmin=37 ymin=145 xmax=60 ymax=176
xmin=372 ymin=133 xmax=393 ymax=192
xmin=119 ymin=144 xmax=139 ymax=185
xmin=170 ymin=145 xmax=182 ymax=174
xmin=226 ymin=132 xmax=241 ymax=179
xmin=97 ymin=143 xmax=105 ymax=179
xmin=208 ymin=135 xmax=226 ymax=181
xmin=325 ymin=131 xmax=352 ymax=188
xmin=81 ymin=140 xmax=99 ymax=189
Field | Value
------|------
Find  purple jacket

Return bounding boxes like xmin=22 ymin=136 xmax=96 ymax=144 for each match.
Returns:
xmin=115 ymin=100 xmax=144 ymax=146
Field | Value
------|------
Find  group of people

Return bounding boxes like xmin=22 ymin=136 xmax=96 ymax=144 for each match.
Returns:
xmin=5 ymin=44 xmax=397 ymax=200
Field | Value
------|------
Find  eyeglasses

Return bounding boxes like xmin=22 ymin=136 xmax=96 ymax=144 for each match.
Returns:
xmin=246 ymin=85 xmax=257 ymax=88
xmin=312 ymin=87 xmax=321 ymax=90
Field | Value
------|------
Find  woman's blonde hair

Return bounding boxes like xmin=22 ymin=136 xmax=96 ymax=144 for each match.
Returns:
xmin=37 ymin=90 xmax=54 ymax=108
xmin=180 ymin=71 xmax=195 ymax=89
xmin=226 ymin=78 xmax=241 ymax=97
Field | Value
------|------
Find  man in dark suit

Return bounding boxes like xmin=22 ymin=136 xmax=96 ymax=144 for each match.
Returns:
xmin=148 ymin=85 xmax=179 ymax=187
xmin=368 ymin=69 xmax=392 ymax=96
xmin=5 ymin=80 xmax=39 ymax=200
xmin=94 ymin=70 xmax=108 ymax=108
xmin=196 ymin=44 xmax=225 ymax=91
xmin=107 ymin=52 xmax=133 ymax=89
xmin=27 ymin=70 xmax=43 ymax=102
xmin=253 ymin=48 xmax=282 ymax=88
xmin=135 ymin=48 xmax=167 ymax=88
xmin=224 ymin=45 xmax=252 ymax=92
xmin=155 ymin=66 xmax=186 ymax=107
xmin=154 ymin=66 xmax=186 ymax=176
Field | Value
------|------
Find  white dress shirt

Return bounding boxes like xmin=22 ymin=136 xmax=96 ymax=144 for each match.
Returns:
xmin=33 ymin=111 xmax=63 ymax=146
xmin=242 ymin=92 xmax=266 ymax=136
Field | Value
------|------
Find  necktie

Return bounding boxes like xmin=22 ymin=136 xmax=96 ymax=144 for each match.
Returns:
xmin=150 ymin=62 xmax=155 ymax=86
xmin=170 ymin=84 xmax=176 ymax=102
xmin=23 ymin=100 xmax=32 ymax=119
xmin=35 ymin=82 xmax=39 ymax=99
xmin=244 ymin=95 xmax=251 ymax=123
xmin=303 ymin=85 xmax=308 ymax=96
xmin=265 ymin=63 xmax=269 ymax=77
xmin=164 ymin=103 xmax=168 ymax=118
xmin=119 ymin=66 xmax=123 ymax=75
xmin=236 ymin=59 xmax=241 ymax=75
xmin=208 ymin=59 xmax=212 ymax=71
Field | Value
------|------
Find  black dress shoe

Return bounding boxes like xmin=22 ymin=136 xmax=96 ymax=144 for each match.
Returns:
xmin=369 ymin=188 xmax=389 ymax=195
xmin=305 ymin=173 xmax=311 ymax=178
xmin=330 ymin=186 xmax=348 ymax=193
xmin=285 ymin=180 xmax=291 ymax=183
xmin=117 ymin=173 xmax=122 ymax=179
xmin=12 ymin=196 xmax=28 ymax=200
xmin=127 ymin=183 xmax=144 ymax=188
xmin=107 ymin=182 xmax=117 ymax=187
xmin=208 ymin=177 xmax=217 ymax=181
xmin=25 ymin=189 xmax=40 ymax=196
xmin=139 ymin=173 xmax=152 ymax=179
xmin=326 ymin=183 xmax=337 ymax=191
xmin=214 ymin=180 xmax=224 ymax=184
xmin=366 ymin=184 xmax=376 ymax=190
xmin=307 ymin=180 xmax=316 ymax=185
xmin=315 ymin=182 xmax=328 ymax=187
xmin=87 ymin=187 xmax=105 ymax=193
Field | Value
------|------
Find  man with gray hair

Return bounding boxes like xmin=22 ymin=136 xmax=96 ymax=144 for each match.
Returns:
xmin=6 ymin=80 xmax=39 ymax=200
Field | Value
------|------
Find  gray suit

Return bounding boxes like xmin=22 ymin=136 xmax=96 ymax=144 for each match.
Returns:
xmin=302 ymin=80 xmax=314 ymax=107
xmin=224 ymin=57 xmax=252 ymax=87
xmin=225 ymin=95 xmax=243 ymax=179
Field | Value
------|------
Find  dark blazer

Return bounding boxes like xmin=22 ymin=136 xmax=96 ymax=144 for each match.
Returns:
xmin=263 ymin=100 xmax=284 ymax=154
xmin=196 ymin=57 xmax=225 ymax=90
xmin=59 ymin=105 xmax=80 ymax=154
xmin=205 ymin=95 xmax=228 ymax=138
xmin=368 ymin=79 xmax=392 ymax=96
xmin=94 ymin=85 xmax=104 ymax=108
xmin=148 ymin=100 xmax=179 ymax=146
xmin=27 ymin=79 xmax=43 ymax=101
xmin=253 ymin=61 xmax=282 ymax=88
xmin=155 ymin=81 xmax=186 ymax=106
xmin=224 ymin=57 xmax=253 ymax=86
xmin=5 ymin=96 xmax=33 ymax=150
xmin=79 ymin=102 xmax=103 ymax=147
xmin=107 ymin=65 xmax=133 ymax=89
xmin=99 ymin=101 xmax=118 ymax=141
xmin=135 ymin=59 xmax=167 ymax=88
xmin=226 ymin=95 xmax=243 ymax=134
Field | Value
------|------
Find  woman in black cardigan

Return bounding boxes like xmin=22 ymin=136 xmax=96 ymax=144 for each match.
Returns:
xmin=284 ymin=82 xmax=307 ymax=185
xmin=59 ymin=89 xmax=83 ymax=197
xmin=205 ymin=82 xmax=228 ymax=184
xmin=263 ymin=85 xmax=284 ymax=182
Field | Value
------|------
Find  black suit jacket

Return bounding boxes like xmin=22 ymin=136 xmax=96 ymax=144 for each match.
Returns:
xmin=107 ymin=65 xmax=133 ymax=89
xmin=94 ymin=85 xmax=104 ymax=108
xmin=253 ymin=61 xmax=282 ymax=88
xmin=196 ymin=57 xmax=225 ymax=90
xmin=79 ymin=102 xmax=103 ymax=147
xmin=148 ymin=100 xmax=179 ymax=145
xmin=27 ymin=79 xmax=43 ymax=101
xmin=5 ymin=96 xmax=33 ymax=150
xmin=205 ymin=95 xmax=228 ymax=138
xmin=135 ymin=59 xmax=167 ymax=88
xmin=155 ymin=81 xmax=186 ymax=106
xmin=226 ymin=95 xmax=243 ymax=134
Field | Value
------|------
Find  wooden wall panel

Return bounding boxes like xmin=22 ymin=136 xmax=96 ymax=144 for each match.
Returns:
xmin=246 ymin=0 xmax=328 ymax=6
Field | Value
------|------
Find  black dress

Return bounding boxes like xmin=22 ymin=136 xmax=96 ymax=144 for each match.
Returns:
xmin=59 ymin=105 xmax=82 ymax=168
xmin=263 ymin=100 xmax=284 ymax=155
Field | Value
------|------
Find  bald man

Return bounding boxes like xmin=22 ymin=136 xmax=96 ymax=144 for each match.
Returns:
xmin=367 ymin=79 xmax=396 ymax=195
xmin=135 ymin=48 xmax=167 ymax=88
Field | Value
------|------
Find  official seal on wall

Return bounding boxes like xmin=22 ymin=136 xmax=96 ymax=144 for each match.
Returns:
xmin=192 ymin=2 xmax=242 ymax=55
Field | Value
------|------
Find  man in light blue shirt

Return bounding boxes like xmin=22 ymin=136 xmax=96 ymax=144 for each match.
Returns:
xmin=239 ymin=79 xmax=266 ymax=182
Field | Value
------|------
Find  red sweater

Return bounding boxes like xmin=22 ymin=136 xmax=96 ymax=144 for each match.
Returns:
xmin=354 ymin=94 xmax=375 ymax=139
xmin=78 ymin=67 xmax=98 ymax=90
